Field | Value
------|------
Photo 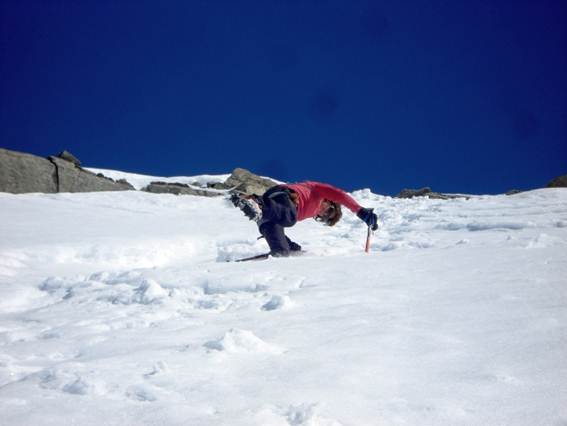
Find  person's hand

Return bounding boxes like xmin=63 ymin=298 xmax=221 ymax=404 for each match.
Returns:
xmin=357 ymin=208 xmax=378 ymax=231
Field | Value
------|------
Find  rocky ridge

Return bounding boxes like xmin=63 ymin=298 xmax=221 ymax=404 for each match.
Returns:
xmin=1 ymin=147 xmax=565 ymax=197
xmin=0 ymin=148 xmax=134 ymax=194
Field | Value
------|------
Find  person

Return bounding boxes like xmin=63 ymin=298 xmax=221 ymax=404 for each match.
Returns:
xmin=231 ymin=181 xmax=378 ymax=257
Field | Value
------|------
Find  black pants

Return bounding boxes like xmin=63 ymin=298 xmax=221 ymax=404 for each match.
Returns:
xmin=259 ymin=186 xmax=300 ymax=256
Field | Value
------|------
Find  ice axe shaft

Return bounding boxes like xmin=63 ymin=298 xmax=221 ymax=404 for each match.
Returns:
xmin=365 ymin=226 xmax=372 ymax=253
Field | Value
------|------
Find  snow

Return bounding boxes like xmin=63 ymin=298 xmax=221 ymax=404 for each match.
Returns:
xmin=1 ymin=180 xmax=566 ymax=425
xmin=85 ymin=167 xmax=231 ymax=190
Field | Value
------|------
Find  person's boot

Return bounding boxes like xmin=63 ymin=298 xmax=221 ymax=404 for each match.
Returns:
xmin=230 ymin=193 xmax=263 ymax=223
xmin=286 ymin=237 xmax=302 ymax=252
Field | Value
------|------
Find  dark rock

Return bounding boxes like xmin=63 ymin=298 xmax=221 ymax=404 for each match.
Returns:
xmin=396 ymin=187 xmax=433 ymax=198
xmin=143 ymin=168 xmax=278 ymax=197
xmin=142 ymin=182 xmax=223 ymax=197
xmin=0 ymin=147 xmax=58 ymax=193
xmin=224 ymin=168 xmax=278 ymax=195
xmin=395 ymin=187 xmax=468 ymax=200
xmin=506 ymin=189 xmax=523 ymax=195
xmin=207 ymin=182 xmax=232 ymax=190
xmin=547 ymin=174 xmax=567 ymax=188
xmin=56 ymin=150 xmax=81 ymax=167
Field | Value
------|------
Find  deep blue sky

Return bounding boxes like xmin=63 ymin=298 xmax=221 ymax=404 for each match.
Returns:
xmin=1 ymin=0 xmax=566 ymax=194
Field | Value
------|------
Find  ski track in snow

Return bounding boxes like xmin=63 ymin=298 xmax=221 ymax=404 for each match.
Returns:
xmin=0 ymin=186 xmax=567 ymax=425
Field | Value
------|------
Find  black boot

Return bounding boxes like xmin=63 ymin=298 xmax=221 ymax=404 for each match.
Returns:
xmin=259 ymin=222 xmax=290 ymax=257
xmin=286 ymin=237 xmax=302 ymax=252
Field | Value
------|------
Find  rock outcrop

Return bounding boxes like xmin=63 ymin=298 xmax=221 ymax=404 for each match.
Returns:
xmin=222 ymin=168 xmax=278 ymax=195
xmin=0 ymin=148 xmax=134 ymax=194
xmin=395 ymin=187 xmax=468 ymax=200
xmin=142 ymin=168 xmax=278 ymax=197
xmin=0 ymin=148 xmax=279 ymax=197
xmin=48 ymin=155 xmax=134 ymax=193
xmin=142 ymin=182 xmax=224 ymax=197
xmin=547 ymin=174 xmax=567 ymax=188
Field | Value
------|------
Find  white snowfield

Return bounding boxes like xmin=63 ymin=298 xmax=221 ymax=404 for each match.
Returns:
xmin=0 ymin=175 xmax=566 ymax=426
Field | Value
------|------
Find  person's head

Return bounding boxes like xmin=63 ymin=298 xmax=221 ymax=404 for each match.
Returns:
xmin=315 ymin=199 xmax=342 ymax=226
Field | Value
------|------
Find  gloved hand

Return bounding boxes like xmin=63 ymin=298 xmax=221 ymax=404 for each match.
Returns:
xmin=357 ymin=207 xmax=378 ymax=231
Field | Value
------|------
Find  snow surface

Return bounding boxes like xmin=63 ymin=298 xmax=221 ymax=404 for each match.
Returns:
xmin=1 ymin=180 xmax=566 ymax=425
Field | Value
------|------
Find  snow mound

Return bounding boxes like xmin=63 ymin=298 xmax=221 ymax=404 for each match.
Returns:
xmin=262 ymin=294 xmax=294 ymax=311
xmin=39 ymin=273 xmax=169 ymax=305
xmin=132 ymin=279 xmax=169 ymax=304
xmin=204 ymin=328 xmax=284 ymax=354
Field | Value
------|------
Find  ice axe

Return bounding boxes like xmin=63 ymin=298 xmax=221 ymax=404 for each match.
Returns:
xmin=365 ymin=225 xmax=372 ymax=253
xmin=363 ymin=209 xmax=379 ymax=253
xmin=357 ymin=207 xmax=377 ymax=253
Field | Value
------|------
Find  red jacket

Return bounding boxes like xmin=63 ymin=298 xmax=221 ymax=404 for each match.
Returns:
xmin=282 ymin=181 xmax=362 ymax=221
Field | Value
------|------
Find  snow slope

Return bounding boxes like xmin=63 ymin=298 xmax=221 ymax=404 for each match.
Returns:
xmin=1 ymin=179 xmax=566 ymax=425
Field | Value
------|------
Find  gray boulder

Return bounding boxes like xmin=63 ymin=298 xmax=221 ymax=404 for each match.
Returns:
xmin=224 ymin=168 xmax=278 ymax=195
xmin=56 ymin=150 xmax=81 ymax=167
xmin=48 ymin=156 xmax=134 ymax=193
xmin=0 ymin=148 xmax=58 ymax=193
xmin=547 ymin=174 xmax=567 ymax=188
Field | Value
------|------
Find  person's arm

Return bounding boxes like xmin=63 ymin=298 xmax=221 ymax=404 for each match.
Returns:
xmin=314 ymin=183 xmax=362 ymax=213
xmin=315 ymin=182 xmax=378 ymax=230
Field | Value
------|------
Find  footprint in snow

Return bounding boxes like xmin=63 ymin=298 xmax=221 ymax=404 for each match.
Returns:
xmin=143 ymin=361 xmax=169 ymax=378
xmin=287 ymin=403 xmax=343 ymax=426
xmin=262 ymin=295 xmax=293 ymax=311
xmin=255 ymin=403 xmax=343 ymax=426
xmin=126 ymin=384 xmax=157 ymax=402
xmin=142 ymin=361 xmax=175 ymax=389
xmin=38 ymin=368 xmax=108 ymax=397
